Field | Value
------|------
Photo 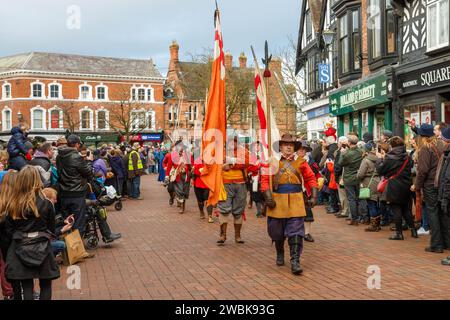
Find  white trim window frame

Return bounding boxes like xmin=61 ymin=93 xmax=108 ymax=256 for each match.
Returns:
xmin=30 ymin=106 xmax=47 ymax=130
xmin=95 ymin=108 xmax=110 ymax=130
xmin=131 ymin=109 xmax=147 ymax=131
xmin=2 ymin=107 xmax=12 ymax=131
xmin=48 ymin=106 xmax=63 ymax=130
xmin=2 ymin=82 xmax=11 ymax=100
xmin=79 ymin=83 xmax=93 ymax=101
xmin=168 ymin=105 xmax=173 ymax=122
xmin=95 ymin=84 xmax=109 ymax=101
xmin=48 ymin=82 xmax=63 ymax=99
xmin=30 ymin=81 xmax=44 ymax=99
xmin=147 ymin=109 xmax=156 ymax=131
xmin=79 ymin=107 xmax=94 ymax=131
xmin=146 ymin=87 xmax=154 ymax=102
xmin=427 ymin=0 xmax=450 ymax=52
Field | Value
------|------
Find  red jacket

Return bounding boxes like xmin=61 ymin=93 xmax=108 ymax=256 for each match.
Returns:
xmin=193 ymin=162 xmax=209 ymax=189
xmin=165 ymin=150 xmax=191 ymax=183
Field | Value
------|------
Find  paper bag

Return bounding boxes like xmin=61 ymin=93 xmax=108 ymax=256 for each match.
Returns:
xmin=63 ymin=230 xmax=88 ymax=266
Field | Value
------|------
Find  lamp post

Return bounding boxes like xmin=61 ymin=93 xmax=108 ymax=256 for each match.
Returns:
xmin=17 ymin=110 xmax=23 ymax=124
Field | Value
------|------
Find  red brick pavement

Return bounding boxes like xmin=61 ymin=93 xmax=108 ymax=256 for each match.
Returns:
xmin=38 ymin=175 xmax=450 ymax=299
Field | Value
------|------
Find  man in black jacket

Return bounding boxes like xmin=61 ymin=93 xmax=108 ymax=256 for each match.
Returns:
xmin=437 ymin=127 xmax=450 ymax=265
xmin=56 ymin=135 xmax=93 ymax=234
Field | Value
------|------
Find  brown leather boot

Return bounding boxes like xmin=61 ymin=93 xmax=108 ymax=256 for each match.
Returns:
xmin=234 ymin=224 xmax=244 ymax=244
xmin=178 ymin=200 xmax=185 ymax=214
xmin=217 ymin=223 xmax=227 ymax=244
xmin=365 ymin=216 xmax=381 ymax=232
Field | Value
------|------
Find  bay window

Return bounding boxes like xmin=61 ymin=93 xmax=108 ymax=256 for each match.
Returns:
xmin=338 ymin=7 xmax=361 ymax=78
xmin=367 ymin=0 xmax=398 ymax=65
xmin=427 ymin=0 xmax=449 ymax=51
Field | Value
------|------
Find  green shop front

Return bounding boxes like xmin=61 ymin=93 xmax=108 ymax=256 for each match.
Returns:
xmin=80 ymin=133 xmax=119 ymax=148
xmin=329 ymin=74 xmax=393 ymax=139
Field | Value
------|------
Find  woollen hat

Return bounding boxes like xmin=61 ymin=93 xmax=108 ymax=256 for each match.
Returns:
xmin=416 ymin=123 xmax=434 ymax=137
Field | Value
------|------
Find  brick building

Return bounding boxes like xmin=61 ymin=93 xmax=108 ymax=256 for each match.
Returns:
xmin=164 ymin=41 xmax=297 ymax=142
xmin=0 ymin=52 xmax=165 ymax=146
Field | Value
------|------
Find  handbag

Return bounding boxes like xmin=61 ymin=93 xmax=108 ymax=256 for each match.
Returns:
xmin=14 ymin=231 xmax=51 ymax=268
xmin=377 ymin=158 xmax=409 ymax=194
xmin=359 ymin=172 xmax=375 ymax=199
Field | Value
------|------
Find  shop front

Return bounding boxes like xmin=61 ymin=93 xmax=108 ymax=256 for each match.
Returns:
xmin=80 ymin=133 xmax=119 ymax=148
xmin=397 ymin=57 xmax=450 ymax=146
xmin=127 ymin=131 xmax=164 ymax=145
xmin=329 ymin=73 xmax=393 ymax=140
xmin=302 ymin=98 xmax=336 ymax=140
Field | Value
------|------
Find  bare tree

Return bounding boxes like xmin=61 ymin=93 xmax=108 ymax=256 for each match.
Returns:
xmin=108 ymin=85 xmax=149 ymax=143
xmin=59 ymin=102 xmax=80 ymax=133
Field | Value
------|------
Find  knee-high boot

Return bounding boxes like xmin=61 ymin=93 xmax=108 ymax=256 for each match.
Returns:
xmin=234 ymin=224 xmax=244 ymax=244
xmin=274 ymin=240 xmax=285 ymax=266
xmin=288 ymin=236 xmax=303 ymax=275
xmin=217 ymin=223 xmax=227 ymax=244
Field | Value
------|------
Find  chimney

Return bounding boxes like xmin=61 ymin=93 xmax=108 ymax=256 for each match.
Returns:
xmin=224 ymin=52 xmax=233 ymax=70
xmin=169 ymin=40 xmax=179 ymax=63
xmin=238 ymin=52 xmax=247 ymax=69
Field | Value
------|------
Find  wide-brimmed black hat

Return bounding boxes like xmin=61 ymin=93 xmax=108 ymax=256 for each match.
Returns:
xmin=273 ymin=133 xmax=302 ymax=151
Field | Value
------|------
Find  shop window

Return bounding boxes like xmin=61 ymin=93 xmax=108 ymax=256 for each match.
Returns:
xmin=404 ymin=104 xmax=436 ymax=148
xmin=427 ymin=0 xmax=449 ymax=52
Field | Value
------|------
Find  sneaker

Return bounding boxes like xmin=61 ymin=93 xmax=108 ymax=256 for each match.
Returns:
xmin=417 ymin=227 xmax=430 ymax=235
xmin=208 ymin=216 xmax=214 ymax=223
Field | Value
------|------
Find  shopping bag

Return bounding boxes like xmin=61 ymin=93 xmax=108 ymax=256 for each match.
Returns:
xmin=63 ymin=230 xmax=88 ymax=266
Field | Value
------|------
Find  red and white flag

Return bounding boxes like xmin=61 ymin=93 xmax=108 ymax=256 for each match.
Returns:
xmin=254 ymin=60 xmax=280 ymax=161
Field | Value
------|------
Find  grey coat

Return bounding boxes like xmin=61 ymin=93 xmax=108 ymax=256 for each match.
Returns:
xmin=357 ymin=153 xmax=380 ymax=201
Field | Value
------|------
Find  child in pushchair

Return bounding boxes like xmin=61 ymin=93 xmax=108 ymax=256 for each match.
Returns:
xmin=90 ymin=178 xmax=123 ymax=211
xmin=84 ymin=181 xmax=122 ymax=250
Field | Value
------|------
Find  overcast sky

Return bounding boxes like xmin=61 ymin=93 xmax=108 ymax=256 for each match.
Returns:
xmin=0 ymin=0 xmax=301 ymax=74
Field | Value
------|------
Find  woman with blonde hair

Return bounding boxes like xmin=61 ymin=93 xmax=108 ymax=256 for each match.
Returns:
xmin=413 ymin=124 xmax=450 ymax=252
xmin=3 ymin=165 xmax=60 ymax=300
xmin=0 ymin=171 xmax=17 ymax=300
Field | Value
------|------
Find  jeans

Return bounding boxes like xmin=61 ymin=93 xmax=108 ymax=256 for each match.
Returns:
xmin=60 ymin=197 xmax=87 ymax=235
xmin=148 ymin=165 xmax=156 ymax=174
xmin=423 ymin=186 xmax=450 ymax=249
xmin=131 ymin=175 xmax=141 ymax=198
xmin=422 ymin=204 xmax=430 ymax=231
xmin=328 ymin=189 xmax=340 ymax=211
xmin=345 ymin=185 xmax=360 ymax=221
xmin=367 ymin=200 xmax=380 ymax=218
xmin=115 ymin=177 xmax=124 ymax=196
xmin=51 ymin=240 xmax=66 ymax=255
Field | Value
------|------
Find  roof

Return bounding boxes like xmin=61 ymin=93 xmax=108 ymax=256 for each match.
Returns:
xmin=0 ymin=52 xmax=163 ymax=79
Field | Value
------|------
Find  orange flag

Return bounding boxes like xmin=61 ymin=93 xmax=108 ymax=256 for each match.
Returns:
xmin=200 ymin=8 xmax=226 ymax=206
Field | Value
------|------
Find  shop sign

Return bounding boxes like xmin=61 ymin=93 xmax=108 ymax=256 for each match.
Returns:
xmin=80 ymin=134 xmax=118 ymax=143
xmin=319 ymin=64 xmax=331 ymax=84
xmin=398 ymin=61 xmax=450 ymax=95
xmin=329 ymin=74 xmax=389 ymax=116
xmin=306 ymin=105 xmax=329 ymax=119
xmin=141 ymin=133 xmax=162 ymax=141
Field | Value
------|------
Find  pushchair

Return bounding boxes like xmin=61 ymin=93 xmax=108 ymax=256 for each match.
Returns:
xmin=90 ymin=178 xmax=123 ymax=211
xmin=83 ymin=183 xmax=122 ymax=250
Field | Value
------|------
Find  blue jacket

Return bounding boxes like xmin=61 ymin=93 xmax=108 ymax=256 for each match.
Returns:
xmin=108 ymin=155 xmax=126 ymax=179
xmin=7 ymin=127 xmax=29 ymax=170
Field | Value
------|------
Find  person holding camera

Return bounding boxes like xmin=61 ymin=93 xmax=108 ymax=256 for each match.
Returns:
xmin=56 ymin=135 xmax=94 ymax=235
xmin=338 ymin=135 xmax=363 ymax=226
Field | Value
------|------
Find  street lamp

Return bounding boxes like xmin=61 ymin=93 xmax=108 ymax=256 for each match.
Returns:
xmin=322 ymin=29 xmax=335 ymax=46
xmin=17 ymin=110 xmax=23 ymax=123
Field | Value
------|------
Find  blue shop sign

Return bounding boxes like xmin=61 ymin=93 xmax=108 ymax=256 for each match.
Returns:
xmin=141 ymin=133 xmax=162 ymax=141
xmin=306 ymin=105 xmax=329 ymax=119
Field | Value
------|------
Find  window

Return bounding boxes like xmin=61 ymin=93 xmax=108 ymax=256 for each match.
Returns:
xmin=339 ymin=14 xmax=349 ymax=74
xmin=97 ymin=86 xmax=106 ymax=100
xmin=2 ymin=108 xmax=11 ymax=131
xmin=148 ymin=111 xmax=156 ymax=130
xmin=131 ymin=111 xmax=146 ymax=130
xmin=33 ymin=83 xmax=43 ymax=98
xmin=168 ymin=105 xmax=173 ymax=121
xmin=81 ymin=110 xmax=91 ymax=129
xmin=49 ymin=84 xmax=60 ymax=99
xmin=50 ymin=109 xmax=62 ymax=129
xmin=147 ymin=89 xmax=152 ymax=101
xmin=97 ymin=110 xmax=107 ymax=130
xmin=131 ymin=88 xmax=137 ymax=101
xmin=32 ymin=108 xmax=45 ymax=130
xmin=305 ymin=8 xmax=312 ymax=42
xmin=308 ymin=55 xmax=316 ymax=94
xmin=427 ymin=0 xmax=449 ymax=51
xmin=80 ymin=85 xmax=91 ymax=100
xmin=2 ymin=84 xmax=11 ymax=99
xmin=194 ymin=105 xmax=198 ymax=120
xmin=338 ymin=8 xmax=361 ymax=76
xmin=138 ymin=89 xmax=146 ymax=101
xmin=368 ymin=0 xmax=397 ymax=62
